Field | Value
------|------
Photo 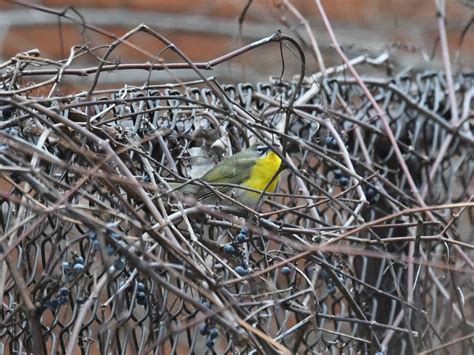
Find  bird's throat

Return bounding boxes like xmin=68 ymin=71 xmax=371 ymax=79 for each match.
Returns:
xmin=242 ymin=151 xmax=281 ymax=193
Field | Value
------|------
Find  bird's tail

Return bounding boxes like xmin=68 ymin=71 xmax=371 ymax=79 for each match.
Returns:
xmin=165 ymin=181 xmax=199 ymax=196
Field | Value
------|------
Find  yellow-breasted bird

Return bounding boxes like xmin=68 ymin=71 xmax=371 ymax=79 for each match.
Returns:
xmin=169 ymin=143 xmax=282 ymax=208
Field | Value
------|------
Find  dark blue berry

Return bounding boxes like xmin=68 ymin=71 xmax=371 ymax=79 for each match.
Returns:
xmin=236 ymin=233 xmax=247 ymax=243
xmin=326 ymin=283 xmax=336 ymax=295
xmin=48 ymin=299 xmax=59 ymax=310
xmin=59 ymin=287 xmax=69 ymax=296
xmin=281 ymin=266 xmax=291 ymax=275
xmin=10 ymin=172 xmax=21 ymax=183
xmin=75 ymin=256 xmax=84 ymax=265
xmin=137 ymin=291 xmax=146 ymax=305
xmin=206 ymin=338 xmax=215 ymax=349
xmin=339 ymin=176 xmax=349 ymax=187
xmin=223 ymin=243 xmax=235 ymax=254
xmin=334 ymin=169 xmax=343 ymax=179
xmin=238 ymin=228 xmax=247 ymax=236
xmin=235 ymin=266 xmax=247 ymax=276
xmin=1 ymin=106 xmax=13 ymax=120
xmin=4 ymin=127 xmax=18 ymax=136
xmin=62 ymin=262 xmax=71 ymax=271
xmin=199 ymin=323 xmax=209 ymax=335
xmin=365 ymin=187 xmax=377 ymax=201
xmin=58 ymin=296 xmax=68 ymax=305
xmin=113 ymin=258 xmax=125 ymax=270
xmin=136 ymin=282 xmax=145 ymax=292
xmin=325 ymin=136 xmax=337 ymax=149
xmin=73 ymin=263 xmax=84 ymax=272
xmin=209 ymin=328 xmax=219 ymax=339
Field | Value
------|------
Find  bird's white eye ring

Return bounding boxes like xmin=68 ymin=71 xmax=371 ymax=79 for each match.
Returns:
xmin=256 ymin=145 xmax=269 ymax=155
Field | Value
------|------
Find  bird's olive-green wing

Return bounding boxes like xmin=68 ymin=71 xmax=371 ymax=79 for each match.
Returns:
xmin=194 ymin=155 xmax=256 ymax=202
xmin=201 ymin=155 xmax=255 ymax=183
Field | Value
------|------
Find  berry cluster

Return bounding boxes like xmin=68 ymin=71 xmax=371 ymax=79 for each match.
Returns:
xmin=222 ymin=229 xmax=250 ymax=275
xmin=44 ymin=287 xmax=70 ymax=310
xmin=198 ymin=300 xmax=220 ymax=350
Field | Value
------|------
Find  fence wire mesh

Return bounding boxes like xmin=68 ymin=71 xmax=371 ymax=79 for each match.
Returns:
xmin=0 ymin=25 xmax=473 ymax=355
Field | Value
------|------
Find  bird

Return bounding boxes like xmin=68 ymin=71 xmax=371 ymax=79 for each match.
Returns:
xmin=168 ymin=143 xmax=282 ymax=208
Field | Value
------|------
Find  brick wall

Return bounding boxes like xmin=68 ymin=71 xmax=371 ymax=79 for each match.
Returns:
xmin=1 ymin=0 xmax=473 ymax=85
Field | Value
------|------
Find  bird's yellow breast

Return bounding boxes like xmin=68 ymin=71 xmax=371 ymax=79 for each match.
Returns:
xmin=242 ymin=151 xmax=281 ymax=193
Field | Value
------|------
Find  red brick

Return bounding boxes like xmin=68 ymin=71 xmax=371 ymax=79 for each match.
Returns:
xmin=3 ymin=25 xmax=85 ymax=59
xmin=3 ymin=22 xmax=240 ymax=63
xmin=0 ymin=2 xmax=13 ymax=9
xmin=311 ymin=0 xmax=469 ymax=25
xmin=42 ymin=0 xmax=120 ymax=7
xmin=445 ymin=28 xmax=474 ymax=57
xmin=90 ymin=26 xmax=233 ymax=62
xmin=128 ymin=0 xmax=249 ymax=18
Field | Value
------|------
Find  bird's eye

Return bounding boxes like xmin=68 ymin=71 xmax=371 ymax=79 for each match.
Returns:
xmin=256 ymin=145 xmax=269 ymax=155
